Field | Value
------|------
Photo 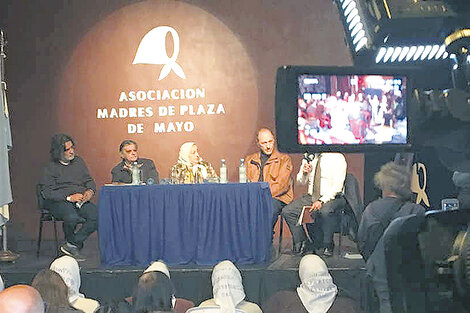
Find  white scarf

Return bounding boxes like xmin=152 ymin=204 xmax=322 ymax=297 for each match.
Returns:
xmin=178 ymin=142 xmax=196 ymax=167
xmin=50 ymin=256 xmax=84 ymax=303
xmin=178 ymin=142 xmax=208 ymax=179
xmin=212 ymin=260 xmax=245 ymax=313
xmin=297 ymin=255 xmax=337 ymax=313
xmin=144 ymin=260 xmax=171 ymax=278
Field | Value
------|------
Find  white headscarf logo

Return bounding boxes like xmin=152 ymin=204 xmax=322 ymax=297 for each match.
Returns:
xmin=133 ymin=26 xmax=186 ymax=81
xmin=297 ymin=255 xmax=337 ymax=313
xmin=50 ymin=256 xmax=84 ymax=303
xmin=212 ymin=260 xmax=246 ymax=313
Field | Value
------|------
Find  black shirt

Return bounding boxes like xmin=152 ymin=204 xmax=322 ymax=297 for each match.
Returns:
xmin=258 ymin=151 xmax=270 ymax=182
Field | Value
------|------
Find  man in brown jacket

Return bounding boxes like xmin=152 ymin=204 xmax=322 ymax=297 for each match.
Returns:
xmin=245 ymin=128 xmax=294 ymax=233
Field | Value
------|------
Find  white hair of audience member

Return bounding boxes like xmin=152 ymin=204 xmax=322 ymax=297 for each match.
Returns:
xmin=297 ymin=255 xmax=338 ymax=313
xmin=144 ymin=260 xmax=171 ymax=278
xmin=198 ymin=260 xmax=262 ymax=313
xmin=50 ymin=255 xmax=99 ymax=313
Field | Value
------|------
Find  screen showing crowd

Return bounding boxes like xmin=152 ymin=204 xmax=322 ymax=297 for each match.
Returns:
xmin=297 ymin=74 xmax=407 ymax=145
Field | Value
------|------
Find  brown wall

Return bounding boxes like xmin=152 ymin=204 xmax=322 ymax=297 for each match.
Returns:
xmin=1 ymin=0 xmax=359 ymax=241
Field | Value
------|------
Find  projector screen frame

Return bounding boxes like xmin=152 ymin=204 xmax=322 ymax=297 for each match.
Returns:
xmin=275 ymin=65 xmax=414 ymax=154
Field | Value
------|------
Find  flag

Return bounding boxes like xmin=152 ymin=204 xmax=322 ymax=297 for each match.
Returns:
xmin=0 ymin=76 xmax=12 ymax=224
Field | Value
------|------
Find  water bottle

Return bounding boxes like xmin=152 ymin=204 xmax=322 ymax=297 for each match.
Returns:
xmin=131 ymin=162 xmax=141 ymax=185
xmin=239 ymin=158 xmax=246 ymax=183
xmin=220 ymin=159 xmax=228 ymax=183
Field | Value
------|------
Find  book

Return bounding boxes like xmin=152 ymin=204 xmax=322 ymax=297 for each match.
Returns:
xmin=297 ymin=206 xmax=314 ymax=225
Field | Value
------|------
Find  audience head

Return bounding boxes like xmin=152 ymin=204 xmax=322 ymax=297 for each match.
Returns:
xmin=211 ymin=260 xmax=245 ymax=313
xmin=374 ymin=161 xmax=412 ymax=200
xmin=50 ymin=134 xmax=75 ymax=163
xmin=178 ymin=142 xmax=200 ymax=166
xmin=133 ymin=271 xmax=175 ymax=313
xmin=297 ymin=255 xmax=337 ymax=313
xmin=256 ymin=128 xmax=275 ymax=156
xmin=49 ymin=255 xmax=82 ymax=303
xmin=0 ymin=284 xmax=45 ymax=313
xmin=119 ymin=140 xmax=139 ymax=164
xmin=144 ymin=260 xmax=171 ymax=278
xmin=31 ymin=269 xmax=70 ymax=308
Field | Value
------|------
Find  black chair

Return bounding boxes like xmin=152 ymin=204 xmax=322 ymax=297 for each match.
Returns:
xmin=337 ymin=173 xmax=363 ymax=255
xmin=36 ymin=184 xmax=60 ymax=257
xmin=384 ymin=214 xmax=426 ymax=313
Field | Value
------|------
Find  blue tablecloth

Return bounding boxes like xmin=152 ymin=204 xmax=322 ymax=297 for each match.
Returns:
xmin=98 ymin=182 xmax=273 ymax=266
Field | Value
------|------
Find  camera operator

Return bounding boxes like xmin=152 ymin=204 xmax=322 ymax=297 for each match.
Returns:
xmin=358 ymin=162 xmax=425 ymax=313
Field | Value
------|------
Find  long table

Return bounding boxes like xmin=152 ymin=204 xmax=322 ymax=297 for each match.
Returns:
xmin=98 ymin=182 xmax=273 ymax=266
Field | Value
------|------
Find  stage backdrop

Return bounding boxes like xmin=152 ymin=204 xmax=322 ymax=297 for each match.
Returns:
xmin=0 ymin=0 xmax=361 ymax=242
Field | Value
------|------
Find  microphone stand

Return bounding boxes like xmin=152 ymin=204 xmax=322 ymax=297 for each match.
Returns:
xmin=0 ymin=29 xmax=19 ymax=262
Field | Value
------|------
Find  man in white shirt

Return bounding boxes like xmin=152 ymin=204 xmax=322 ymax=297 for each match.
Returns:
xmin=283 ymin=152 xmax=347 ymax=256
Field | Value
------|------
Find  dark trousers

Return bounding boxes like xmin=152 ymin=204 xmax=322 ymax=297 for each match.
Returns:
xmin=282 ymin=193 xmax=346 ymax=248
xmin=281 ymin=194 xmax=312 ymax=245
xmin=307 ymin=196 xmax=346 ymax=248
xmin=46 ymin=200 xmax=98 ymax=249
xmin=272 ymin=198 xmax=287 ymax=229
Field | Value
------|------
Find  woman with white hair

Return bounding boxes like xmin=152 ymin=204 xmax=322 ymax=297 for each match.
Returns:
xmin=199 ymin=260 xmax=262 ymax=313
xmin=263 ymin=255 xmax=357 ymax=313
xmin=170 ymin=142 xmax=218 ymax=184
xmin=49 ymin=256 xmax=99 ymax=313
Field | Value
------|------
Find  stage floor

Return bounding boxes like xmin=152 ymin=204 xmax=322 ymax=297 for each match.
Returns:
xmin=0 ymin=235 xmax=365 ymax=309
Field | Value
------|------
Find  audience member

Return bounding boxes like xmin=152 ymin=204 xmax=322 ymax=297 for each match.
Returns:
xmin=199 ymin=260 xmax=262 ymax=313
xmin=39 ymin=134 xmax=98 ymax=260
xmin=245 ymin=128 xmax=293 ymax=233
xmin=0 ymin=284 xmax=45 ymax=313
xmin=262 ymin=255 xmax=358 ymax=313
xmin=111 ymin=140 xmax=159 ymax=184
xmin=50 ymin=256 xmax=100 ymax=313
xmin=170 ymin=142 xmax=218 ymax=184
xmin=358 ymin=162 xmax=425 ymax=313
xmin=32 ymin=269 xmax=84 ymax=313
xmin=141 ymin=261 xmax=194 ymax=313
xmin=132 ymin=271 xmax=176 ymax=313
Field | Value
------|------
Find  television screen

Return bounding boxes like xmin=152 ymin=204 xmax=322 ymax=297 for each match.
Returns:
xmin=275 ymin=66 xmax=412 ymax=153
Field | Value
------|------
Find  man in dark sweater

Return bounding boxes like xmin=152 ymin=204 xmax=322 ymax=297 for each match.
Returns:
xmin=40 ymin=134 xmax=98 ymax=260
xmin=111 ymin=140 xmax=159 ymax=184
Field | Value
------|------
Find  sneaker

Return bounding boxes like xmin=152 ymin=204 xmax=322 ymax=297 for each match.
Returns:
xmin=322 ymin=247 xmax=334 ymax=257
xmin=60 ymin=243 xmax=86 ymax=261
